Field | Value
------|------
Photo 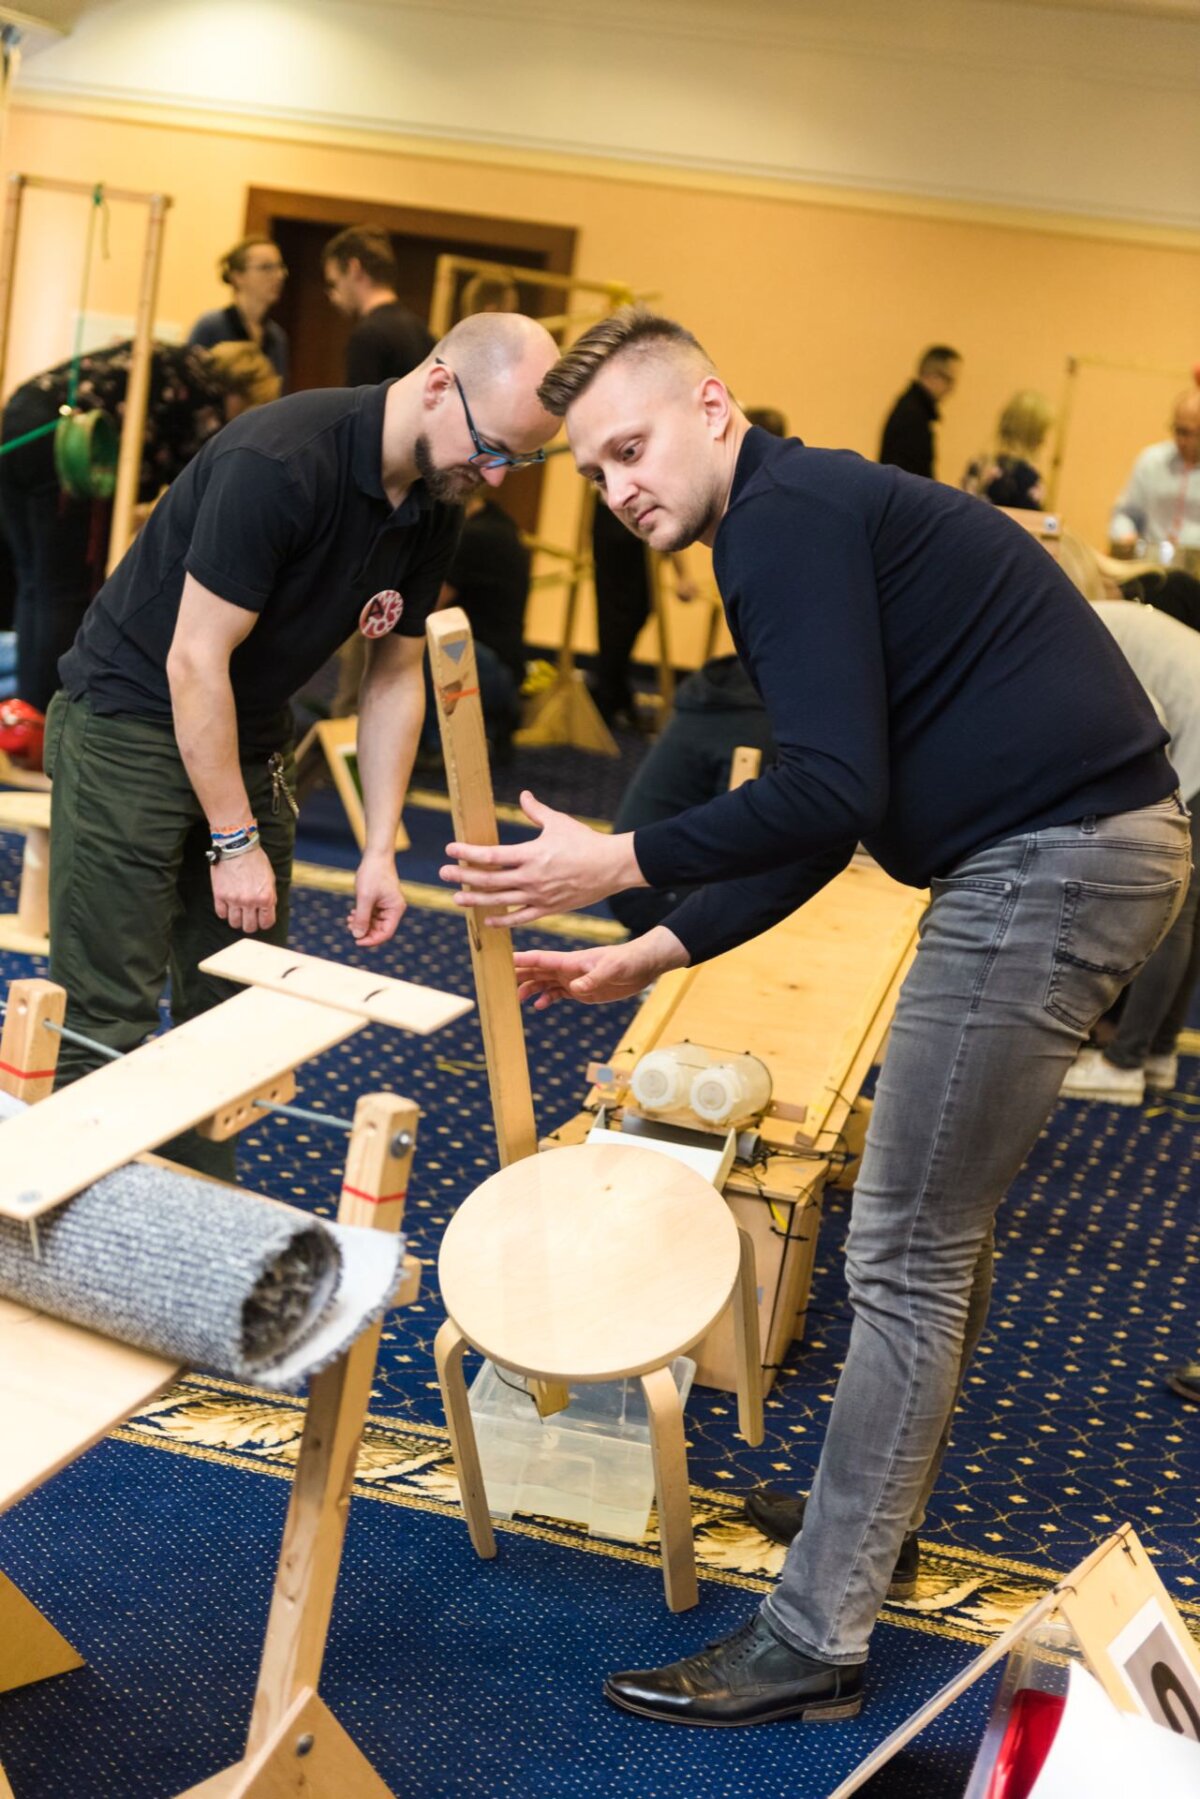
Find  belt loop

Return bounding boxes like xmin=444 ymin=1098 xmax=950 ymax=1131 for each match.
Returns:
xmin=1080 ymin=814 xmax=1097 ymax=835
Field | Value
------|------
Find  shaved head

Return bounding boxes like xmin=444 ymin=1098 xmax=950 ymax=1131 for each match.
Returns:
xmin=433 ymin=310 xmax=559 ymax=391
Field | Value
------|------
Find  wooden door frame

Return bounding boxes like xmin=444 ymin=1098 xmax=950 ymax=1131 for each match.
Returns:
xmin=244 ymin=187 xmax=576 ymax=292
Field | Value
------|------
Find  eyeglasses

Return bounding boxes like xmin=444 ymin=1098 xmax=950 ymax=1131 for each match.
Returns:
xmin=246 ymin=260 xmax=287 ymax=276
xmin=436 ymin=359 xmax=546 ymax=471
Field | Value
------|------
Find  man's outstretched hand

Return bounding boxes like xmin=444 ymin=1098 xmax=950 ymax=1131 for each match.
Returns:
xmin=441 ymin=789 xmax=644 ymax=927
xmin=514 ymin=926 xmax=689 ymax=1009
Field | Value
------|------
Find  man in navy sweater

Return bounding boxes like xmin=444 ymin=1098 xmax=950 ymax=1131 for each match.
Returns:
xmin=440 ymin=311 xmax=1190 ymax=1728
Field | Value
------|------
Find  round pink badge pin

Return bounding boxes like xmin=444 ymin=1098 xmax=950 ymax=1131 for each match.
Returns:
xmin=359 ymin=590 xmax=404 ymax=638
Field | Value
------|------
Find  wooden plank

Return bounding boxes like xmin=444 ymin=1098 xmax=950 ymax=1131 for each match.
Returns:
xmin=0 ymin=1298 xmax=179 ymax=1511
xmin=199 ymin=941 xmax=472 ymax=1035
xmin=662 ymin=862 xmax=923 ymax=1145
xmin=426 ymin=609 xmax=539 ymax=1166
xmin=0 ymin=986 xmax=366 ymax=1219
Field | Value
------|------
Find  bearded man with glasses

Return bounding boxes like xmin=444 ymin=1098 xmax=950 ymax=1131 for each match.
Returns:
xmin=45 ymin=312 xmax=559 ymax=1180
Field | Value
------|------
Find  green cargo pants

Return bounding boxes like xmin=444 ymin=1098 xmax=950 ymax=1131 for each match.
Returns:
xmin=44 ymin=691 xmax=296 ymax=1179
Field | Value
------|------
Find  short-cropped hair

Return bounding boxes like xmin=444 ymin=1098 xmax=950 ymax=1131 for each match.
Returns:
xmin=322 ymin=226 xmax=398 ymax=289
xmin=537 ymin=306 xmax=711 ymax=417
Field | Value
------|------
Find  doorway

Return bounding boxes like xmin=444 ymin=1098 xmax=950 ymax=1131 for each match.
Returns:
xmin=244 ymin=189 xmax=576 ymax=531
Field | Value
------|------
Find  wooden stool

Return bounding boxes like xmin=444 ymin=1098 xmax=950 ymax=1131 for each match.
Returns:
xmin=0 ymin=791 xmax=51 ymax=956
xmin=435 ymin=1141 xmax=764 ymax=1612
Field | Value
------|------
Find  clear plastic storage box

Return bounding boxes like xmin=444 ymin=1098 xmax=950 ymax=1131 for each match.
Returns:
xmin=467 ymin=1356 xmax=696 ymax=1543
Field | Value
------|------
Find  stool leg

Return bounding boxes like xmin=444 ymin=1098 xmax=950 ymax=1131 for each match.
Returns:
xmin=434 ymin=1318 xmax=496 ymax=1560
xmin=733 ymin=1228 xmax=765 ymax=1447
xmin=640 ymin=1366 xmax=698 ymax=1613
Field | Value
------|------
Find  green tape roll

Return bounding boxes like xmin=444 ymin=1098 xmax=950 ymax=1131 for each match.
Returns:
xmin=53 ymin=408 xmax=119 ymax=501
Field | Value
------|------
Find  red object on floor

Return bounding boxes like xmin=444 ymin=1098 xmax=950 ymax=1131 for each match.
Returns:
xmin=986 ymin=1686 xmax=1067 ymax=1799
xmin=0 ymin=698 xmax=46 ymax=771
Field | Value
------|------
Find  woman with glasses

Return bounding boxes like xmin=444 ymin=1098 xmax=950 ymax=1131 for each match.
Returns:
xmin=189 ymin=236 xmax=290 ymax=389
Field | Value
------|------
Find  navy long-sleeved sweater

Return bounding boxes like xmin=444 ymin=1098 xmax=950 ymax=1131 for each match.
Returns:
xmin=634 ymin=430 xmax=1174 ymax=964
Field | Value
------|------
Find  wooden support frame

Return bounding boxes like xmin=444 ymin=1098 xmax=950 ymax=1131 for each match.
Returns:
xmin=0 ymin=945 xmax=470 ymax=1220
xmin=292 ymin=716 xmax=410 ymax=854
xmin=180 ymin=1093 xmax=418 ymax=1798
xmin=0 ymin=173 xmax=171 ymax=577
xmin=0 ymin=973 xmax=438 ymax=1798
xmin=515 ymin=481 xmax=620 ymax=758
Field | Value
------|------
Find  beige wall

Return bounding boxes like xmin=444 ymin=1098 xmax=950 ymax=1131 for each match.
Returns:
xmin=3 ymin=99 xmax=1198 ymax=662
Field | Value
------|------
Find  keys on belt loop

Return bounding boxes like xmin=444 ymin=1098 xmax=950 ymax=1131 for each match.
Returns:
xmin=268 ymin=750 xmax=299 ymax=818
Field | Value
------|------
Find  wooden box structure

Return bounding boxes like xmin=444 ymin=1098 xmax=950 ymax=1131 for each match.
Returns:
xmin=543 ymin=856 xmax=926 ymax=1394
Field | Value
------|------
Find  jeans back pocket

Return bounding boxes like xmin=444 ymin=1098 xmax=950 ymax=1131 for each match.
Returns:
xmin=1045 ymin=876 xmax=1184 ymax=1030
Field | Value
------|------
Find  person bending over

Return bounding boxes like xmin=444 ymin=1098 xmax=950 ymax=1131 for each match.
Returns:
xmin=46 ymin=312 xmax=558 ymax=1179
xmin=0 ymin=338 xmax=278 ymax=746
xmin=440 ymin=308 xmax=1187 ymax=1730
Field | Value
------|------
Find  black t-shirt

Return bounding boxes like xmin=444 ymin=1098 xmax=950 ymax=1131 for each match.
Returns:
xmin=445 ymin=501 xmax=530 ymax=685
xmin=60 ymin=382 xmax=460 ymax=751
xmin=879 ymin=380 xmax=938 ymax=479
xmin=344 ymin=304 xmax=435 ymax=386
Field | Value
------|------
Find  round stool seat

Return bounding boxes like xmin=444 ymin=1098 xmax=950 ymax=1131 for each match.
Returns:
xmin=439 ymin=1142 xmax=740 ymax=1383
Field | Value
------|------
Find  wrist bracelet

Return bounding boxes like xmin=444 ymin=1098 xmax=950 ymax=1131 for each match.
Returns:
xmin=206 ymin=829 xmax=261 ymax=865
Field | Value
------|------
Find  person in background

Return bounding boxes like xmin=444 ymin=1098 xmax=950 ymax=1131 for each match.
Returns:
xmin=962 ymin=390 xmax=1053 ymax=511
xmin=322 ymin=225 xmax=435 ymax=386
xmin=1110 ymin=385 xmax=1200 ymax=557
xmin=460 ymin=273 xmax=520 ymax=317
xmin=189 ymin=236 xmax=289 ymax=387
xmin=879 ymin=345 xmax=961 ymax=479
xmin=1051 ymin=534 xmax=1200 ymax=1106
xmin=0 ymin=339 xmax=279 ymax=760
xmin=426 ymin=492 xmax=530 ymax=765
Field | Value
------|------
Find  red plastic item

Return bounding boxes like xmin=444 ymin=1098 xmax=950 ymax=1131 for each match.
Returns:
xmin=0 ymin=699 xmax=46 ymax=771
xmin=985 ymin=1686 xmax=1067 ymax=1799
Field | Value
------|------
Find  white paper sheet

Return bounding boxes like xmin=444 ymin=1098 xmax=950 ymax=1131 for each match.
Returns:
xmin=1029 ymin=1662 xmax=1200 ymax=1798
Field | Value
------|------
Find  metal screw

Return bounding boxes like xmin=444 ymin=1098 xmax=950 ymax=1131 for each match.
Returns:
xmin=294 ymin=1733 xmax=314 ymax=1757
xmin=390 ymin=1130 xmax=413 ymax=1156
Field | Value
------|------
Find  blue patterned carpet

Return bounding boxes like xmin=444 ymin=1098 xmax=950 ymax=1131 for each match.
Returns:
xmin=1 ymin=824 xmax=1198 ymax=1799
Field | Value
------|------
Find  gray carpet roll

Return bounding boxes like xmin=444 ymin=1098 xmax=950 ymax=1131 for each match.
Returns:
xmin=0 ymin=1161 xmax=343 ymax=1385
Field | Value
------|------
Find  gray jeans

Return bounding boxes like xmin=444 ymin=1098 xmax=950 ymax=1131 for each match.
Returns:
xmin=763 ymin=796 xmax=1191 ymax=1663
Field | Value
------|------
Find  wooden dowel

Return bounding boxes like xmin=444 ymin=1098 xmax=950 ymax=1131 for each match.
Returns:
xmin=106 ymin=192 xmax=169 ymax=575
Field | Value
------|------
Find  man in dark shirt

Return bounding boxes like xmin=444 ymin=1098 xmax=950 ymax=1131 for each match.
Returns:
xmin=323 ymin=225 xmax=435 ymax=386
xmin=879 ymin=344 xmax=961 ymax=478
xmin=46 ymin=311 xmax=558 ymax=1175
xmin=440 ymin=311 xmax=1189 ymax=1727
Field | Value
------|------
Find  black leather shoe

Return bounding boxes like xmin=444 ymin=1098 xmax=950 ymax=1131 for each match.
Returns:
xmin=1166 ymin=1361 xmax=1200 ymax=1403
xmin=604 ymin=1614 xmax=864 ymax=1727
xmin=744 ymin=1490 xmax=921 ymax=1601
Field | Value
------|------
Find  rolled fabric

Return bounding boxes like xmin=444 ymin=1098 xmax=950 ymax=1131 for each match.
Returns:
xmin=0 ymin=1092 xmax=405 ymax=1390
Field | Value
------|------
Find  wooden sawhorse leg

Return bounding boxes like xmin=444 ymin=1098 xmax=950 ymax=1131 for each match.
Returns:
xmin=176 ymin=1094 xmax=418 ymax=1799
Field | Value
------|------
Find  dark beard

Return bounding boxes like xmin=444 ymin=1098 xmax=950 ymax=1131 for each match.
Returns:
xmin=414 ymin=433 xmax=484 ymax=504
